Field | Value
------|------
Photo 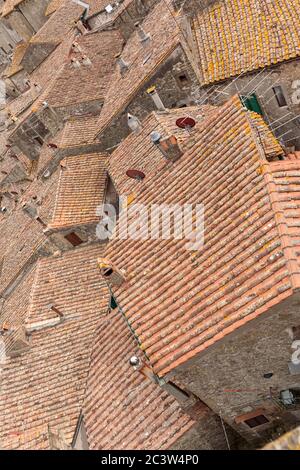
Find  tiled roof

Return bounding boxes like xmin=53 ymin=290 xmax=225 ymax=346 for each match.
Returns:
xmin=88 ymin=0 xmax=132 ymax=18
xmin=0 ymin=245 xmax=109 ymax=450
xmin=107 ymin=106 xmax=215 ymax=195
xmin=4 ymin=41 xmax=27 ymax=78
xmin=192 ymin=0 xmax=300 ymax=85
xmin=43 ymin=30 xmax=123 ymax=109
xmin=248 ymin=112 xmax=284 ymax=160
xmin=0 ymin=171 xmax=59 ymax=296
xmin=45 ymin=0 xmax=65 ymax=16
xmin=264 ymin=426 xmax=300 ymax=450
xmin=2 ymin=0 xmax=24 ymax=17
xmin=59 ymin=115 xmax=100 ymax=149
xmin=104 ymin=96 xmax=298 ymax=378
xmin=84 ymin=308 xmax=194 ymax=450
xmin=94 ymin=0 xmax=184 ymax=137
xmin=49 ymin=153 xmax=107 ymax=230
xmin=29 ymin=0 xmax=84 ymax=45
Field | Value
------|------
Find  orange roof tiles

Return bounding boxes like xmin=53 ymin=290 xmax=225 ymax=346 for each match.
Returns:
xmin=59 ymin=115 xmax=100 ymax=149
xmin=104 ymin=96 xmax=298 ymax=378
xmin=43 ymin=30 xmax=123 ymax=109
xmin=84 ymin=308 xmax=194 ymax=450
xmin=49 ymin=153 xmax=107 ymax=230
xmin=0 ymin=244 xmax=109 ymax=450
xmin=29 ymin=0 xmax=83 ymax=45
xmin=45 ymin=0 xmax=65 ymax=16
xmin=2 ymin=0 xmax=24 ymax=17
xmin=193 ymin=0 xmax=300 ymax=85
xmin=4 ymin=41 xmax=28 ymax=78
xmin=107 ymin=106 xmax=215 ymax=195
xmin=93 ymin=0 xmax=185 ymax=137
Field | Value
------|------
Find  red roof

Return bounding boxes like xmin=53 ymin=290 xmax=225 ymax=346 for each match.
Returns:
xmin=104 ymin=96 xmax=299 ymax=377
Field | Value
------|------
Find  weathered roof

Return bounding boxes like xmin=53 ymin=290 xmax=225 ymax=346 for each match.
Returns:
xmin=58 ymin=115 xmax=100 ymax=149
xmin=107 ymin=106 xmax=215 ymax=195
xmin=29 ymin=0 xmax=84 ymax=45
xmin=93 ymin=0 xmax=185 ymax=138
xmin=84 ymin=307 xmax=194 ymax=450
xmin=193 ymin=0 xmax=300 ymax=85
xmin=104 ymin=96 xmax=299 ymax=378
xmin=43 ymin=30 xmax=123 ymax=109
xmin=263 ymin=426 xmax=300 ymax=450
xmin=0 ymin=244 xmax=109 ymax=450
xmin=49 ymin=153 xmax=107 ymax=230
xmin=4 ymin=41 xmax=28 ymax=78
xmin=45 ymin=0 xmax=65 ymax=16
xmin=2 ymin=0 xmax=24 ymax=17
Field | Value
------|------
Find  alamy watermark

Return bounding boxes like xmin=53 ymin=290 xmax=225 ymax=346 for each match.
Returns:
xmin=96 ymin=196 xmax=205 ymax=251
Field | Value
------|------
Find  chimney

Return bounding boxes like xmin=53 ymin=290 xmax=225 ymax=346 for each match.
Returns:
xmin=98 ymin=258 xmax=126 ymax=286
xmin=22 ymin=201 xmax=47 ymax=227
xmin=127 ymin=113 xmax=142 ymax=134
xmin=150 ymin=132 xmax=183 ymax=162
xmin=82 ymin=55 xmax=92 ymax=66
xmin=71 ymin=58 xmax=81 ymax=68
xmin=115 ymin=53 xmax=128 ymax=76
xmin=4 ymin=325 xmax=30 ymax=358
xmin=147 ymin=86 xmax=166 ymax=111
xmin=135 ymin=22 xmax=150 ymax=45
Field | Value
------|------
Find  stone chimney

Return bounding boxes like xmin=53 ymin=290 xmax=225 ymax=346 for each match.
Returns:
xmin=135 ymin=22 xmax=151 ymax=45
xmin=115 ymin=53 xmax=128 ymax=76
xmin=98 ymin=258 xmax=126 ymax=286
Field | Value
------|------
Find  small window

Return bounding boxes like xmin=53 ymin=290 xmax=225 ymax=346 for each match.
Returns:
xmin=34 ymin=136 xmax=43 ymax=146
xmin=110 ymin=295 xmax=117 ymax=310
xmin=65 ymin=232 xmax=84 ymax=247
xmin=291 ymin=326 xmax=300 ymax=340
xmin=272 ymin=86 xmax=288 ymax=107
xmin=176 ymin=73 xmax=190 ymax=89
xmin=244 ymin=414 xmax=269 ymax=428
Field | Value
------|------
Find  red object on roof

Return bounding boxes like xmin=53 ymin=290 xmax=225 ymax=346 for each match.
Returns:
xmin=176 ymin=116 xmax=196 ymax=129
xmin=126 ymin=169 xmax=145 ymax=180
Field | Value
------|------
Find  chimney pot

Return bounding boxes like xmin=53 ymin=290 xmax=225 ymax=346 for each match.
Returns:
xmin=115 ymin=53 xmax=128 ymax=76
xmin=135 ymin=22 xmax=151 ymax=45
xmin=98 ymin=258 xmax=126 ymax=286
xmin=147 ymin=86 xmax=166 ymax=111
xmin=127 ymin=113 xmax=142 ymax=134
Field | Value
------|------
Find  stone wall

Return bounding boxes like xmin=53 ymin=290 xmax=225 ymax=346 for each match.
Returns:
xmin=198 ymin=60 xmax=300 ymax=150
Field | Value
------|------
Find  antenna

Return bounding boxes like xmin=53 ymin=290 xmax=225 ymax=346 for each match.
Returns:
xmin=126 ymin=169 xmax=145 ymax=181
xmin=176 ymin=116 xmax=196 ymax=132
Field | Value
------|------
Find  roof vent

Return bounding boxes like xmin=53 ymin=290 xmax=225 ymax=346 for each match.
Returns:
xmin=98 ymin=258 xmax=126 ymax=286
xmin=82 ymin=55 xmax=92 ymax=66
xmin=147 ymin=86 xmax=166 ymax=111
xmin=152 ymin=134 xmax=183 ymax=162
xmin=115 ymin=53 xmax=128 ymax=76
xmin=129 ymin=356 xmax=140 ymax=367
xmin=47 ymin=143 xmax=58 ymax=149
xmin=1 ymin=206 xmax=7 ymax=213
xmin=4 ymin=325 xmax=30 ymax=358
xmin=126 ymin=169 xmax=145 ymax=181
xmin=127 ymin=113 xmax=142 ymax=134
xmin=135 ymin=22 xmax=150 ymax=45
xmin=71 ymin=58 xmax=81 ymax=68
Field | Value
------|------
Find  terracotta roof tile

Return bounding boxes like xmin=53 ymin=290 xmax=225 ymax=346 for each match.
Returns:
xmin=107 ymin=106 xmax=215 ymax=195
xmin=29 ymin=0 xmax=84 ymax=45
xmin=104 ymin=96 xmax=297 ymax=378
xmin=192 ymin=0 xmax=300 ymax=85
xmin=0 ymin=244 xmax=109 ymax=450
xmin=2 ymin=0 xmax=24 ymax=17
xmin=4 ymin=41 xmax=28 ymax=78
xmin=94 ymin=0 xmax=184 ymax=137
xmin=45 ymin=0 xmax=65 ymax=16
xmin=59 ymin=115 xmax=100 ymax=149
xmin=84 ymin=308 xmax=194 ymax=450
xmin=49 ymin=153 xmax=107 ymax=230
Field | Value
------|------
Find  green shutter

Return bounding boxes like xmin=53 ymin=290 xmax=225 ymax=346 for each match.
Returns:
xmin=240 ymin=94 xmax=263 ymax=115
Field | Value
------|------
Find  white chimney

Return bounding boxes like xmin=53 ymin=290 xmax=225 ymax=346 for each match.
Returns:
xmin=135 ymin=22 xmax=150 ymax=45
xmin=127 ymin=113 xmax=142 ymax=134
xmin=115 ymin=53 xmax=128 ymax=76
xmin=147 ymin=86 xmax=166 ymax=111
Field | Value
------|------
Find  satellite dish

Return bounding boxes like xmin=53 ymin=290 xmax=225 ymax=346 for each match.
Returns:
xmin=126 ymin=169 xmax=145 ymax=181
xmin=176 ymin=116 xmax=196 ymax=129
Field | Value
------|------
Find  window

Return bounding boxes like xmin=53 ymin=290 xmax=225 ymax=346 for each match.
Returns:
xmin=34 ymin=136 xmax=43 ymax=146
xmin=176 ymin=72 xmax=190 ymax=89
xmin=65 ymin=232 xmax=84 ymax=247
xmin=240 ymin=94 xmax=263 ymax=115
xmin=244 ymin=414 xmax=269 ymax=428
xmin=272 ymin=86 xmax=288 ymax=107
xmin=110 ymin=295 xmax=117 ymax=310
